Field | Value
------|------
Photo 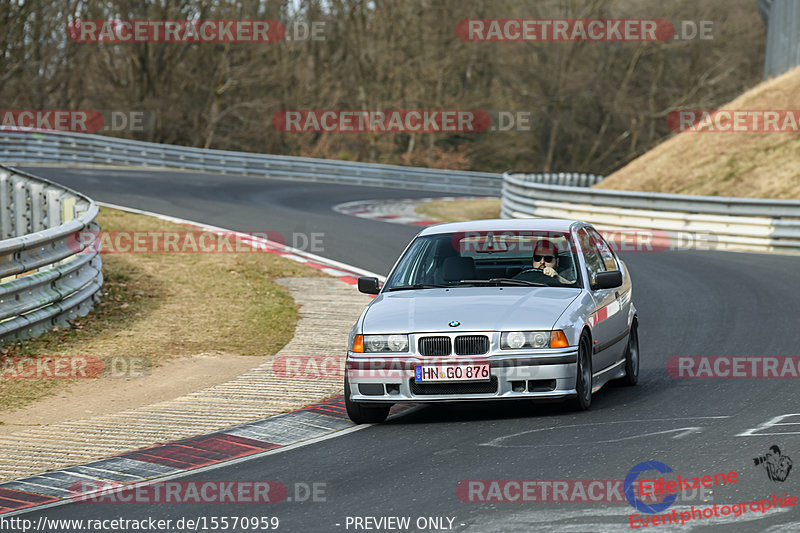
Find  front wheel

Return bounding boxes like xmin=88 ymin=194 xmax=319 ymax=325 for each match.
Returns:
xmin=344 ymin=376 xmax=391 ymax=424
xmin=571 ymin=334 xmax=592 ymax=411
xmin=620 ymin=319 xmax=639 ymax=386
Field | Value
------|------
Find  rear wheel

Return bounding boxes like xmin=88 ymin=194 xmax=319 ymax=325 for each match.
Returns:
xmin=571 ymin=334 xmax=592 ymax=411
xmin=344 ymin=376 xmax=391 ymax=424
xmin=620 ymin=319 xmax=639 ymax=386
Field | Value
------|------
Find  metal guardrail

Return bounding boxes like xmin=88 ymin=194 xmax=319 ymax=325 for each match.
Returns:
xmin=502 ymin=172 xmax=800 ymax=253
xmin=0 ymin=130 xmax=601 ymax=194
xmin=0 ymin=164 xmax=102 ymax=344
xmin=505 ymin=172 xmax=604 ymax=188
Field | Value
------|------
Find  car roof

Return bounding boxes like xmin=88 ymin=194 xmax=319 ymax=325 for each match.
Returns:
xmin=417 ymin=218 xmax=583 ymax=236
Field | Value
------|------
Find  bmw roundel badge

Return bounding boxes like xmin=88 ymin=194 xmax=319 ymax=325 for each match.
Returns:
xmin=449 ymin=320 xmax=460 ymax=327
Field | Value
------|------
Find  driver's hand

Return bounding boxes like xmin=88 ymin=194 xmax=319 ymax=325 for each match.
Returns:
xmin=543 ymin=266 xmax=557 ymax=277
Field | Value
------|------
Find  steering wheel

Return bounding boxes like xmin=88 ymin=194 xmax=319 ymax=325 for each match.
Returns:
xmin=513 ymin=268 xmax=559 ymax=286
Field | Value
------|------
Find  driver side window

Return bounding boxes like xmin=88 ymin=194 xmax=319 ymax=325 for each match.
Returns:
xmin=577 ymin=228 xmax=605 ymax=285
xmin=587 ymin=227 xmax=618 ymax=271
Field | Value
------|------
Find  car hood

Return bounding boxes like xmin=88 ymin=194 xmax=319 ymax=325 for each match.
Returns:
xmin=362 ymin=287 xmax=582 ymax=333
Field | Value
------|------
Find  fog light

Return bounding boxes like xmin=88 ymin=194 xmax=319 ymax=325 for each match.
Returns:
xmin=528 ymin=379 xmax=556 ymax=392
xmin=359 ymin=383 xmax=385 ymax=396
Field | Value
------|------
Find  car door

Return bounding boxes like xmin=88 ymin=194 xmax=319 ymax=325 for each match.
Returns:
xmin=587 ymin=227 xmax=631 ymax=368
xmin=576 ymin=228 xmax=619 ymax=372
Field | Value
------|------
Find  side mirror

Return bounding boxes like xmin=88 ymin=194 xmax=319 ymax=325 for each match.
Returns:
xmin=593 ymin=270 xmax=622 ymax=290
xmin=357 ymin=276 xmax=381 ymax=295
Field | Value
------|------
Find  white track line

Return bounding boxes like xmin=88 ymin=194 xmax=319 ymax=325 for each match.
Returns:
xmin=97 ymin=201 xmax=383 ymax=280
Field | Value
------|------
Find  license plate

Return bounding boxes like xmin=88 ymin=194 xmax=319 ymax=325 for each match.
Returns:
xmin=415 ymin=363 xmax=490 ymax=382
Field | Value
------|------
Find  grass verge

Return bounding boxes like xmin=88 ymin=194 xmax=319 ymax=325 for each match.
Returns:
xmin=0 ymin=207 xmax=323 ymax=413
xmin=415 ymin=198 xmax=501 ymax=223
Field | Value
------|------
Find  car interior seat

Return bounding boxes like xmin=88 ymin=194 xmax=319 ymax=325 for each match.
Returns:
xmin=442 ymin=256 xmax=476 ymax=283
xmin=431 ymin=239 xmax=461 ymax=285
xmin=556 ymin=253 xmax=577 ymax=282
xmin=506 ymin=266 xmax=524 ymax=277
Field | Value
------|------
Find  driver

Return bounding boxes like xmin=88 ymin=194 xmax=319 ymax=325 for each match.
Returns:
xmin=531 ymin=240 xmax=575 ymax=284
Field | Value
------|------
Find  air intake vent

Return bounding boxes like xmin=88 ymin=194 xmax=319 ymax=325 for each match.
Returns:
xmin=418 ymin=336 xmax=451 ymax=356
xmin=454 ymin=335 xmax=489 ymax=355
xmin=410 ymin=376 xmax=498 ymax=395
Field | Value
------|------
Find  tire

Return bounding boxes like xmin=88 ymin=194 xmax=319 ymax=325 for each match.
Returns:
xmin=344 ymin=376 xmax=391 ymax=424
xmin=571 ymin=334 xmax=592 ymax=411
xmin=620 ymin=319 xmax=639 ymax=386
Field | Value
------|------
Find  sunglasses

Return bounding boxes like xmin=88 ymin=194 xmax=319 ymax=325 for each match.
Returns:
xmin=534 ymin=254 xmax=555 ymax=262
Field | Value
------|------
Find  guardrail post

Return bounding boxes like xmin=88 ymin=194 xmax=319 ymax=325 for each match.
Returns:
xmin=0 ymin=169 xmax=12 ymax=239
xmin=12 ymin=176 xmax=29 ymax=238
xmin=29 ymin=182 xmax=46 ymax=232
xmin=45 ymin=188 xmax=62 ymax=228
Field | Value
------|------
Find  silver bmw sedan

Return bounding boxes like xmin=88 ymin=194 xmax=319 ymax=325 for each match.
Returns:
xmin=345 ymin=218 xmax=639 ymax=423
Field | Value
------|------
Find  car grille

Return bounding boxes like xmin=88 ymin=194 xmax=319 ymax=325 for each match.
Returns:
xmin=454 ymin=335 xmax=489 ymax=355
xmin=410 ymin=376 xmax=498 ymax=395
xmin=418 ymin=336 xmax=451 ymax=356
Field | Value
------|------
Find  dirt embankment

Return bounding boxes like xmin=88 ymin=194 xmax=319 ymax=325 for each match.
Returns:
xmin=596 ymin=65 xmax=800 ymax=199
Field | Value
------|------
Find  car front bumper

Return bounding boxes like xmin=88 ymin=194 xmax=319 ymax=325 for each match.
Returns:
xmin=345 ymin=348 xmax=579 ymax=403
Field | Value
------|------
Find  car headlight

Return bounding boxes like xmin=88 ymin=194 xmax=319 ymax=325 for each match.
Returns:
xmin=501 ymin=331 xmax=563 ymax=349
xmin=360 ymin=334 xmax=409 ymax=353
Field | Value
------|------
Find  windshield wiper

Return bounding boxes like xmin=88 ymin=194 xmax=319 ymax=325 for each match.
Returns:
xmin=489 ymin=278 xmax=547 ymax=287
xmin=386 ymin=284 xmax=446 ymax=292
xmin=457 ymin=278 xmax=547 ymax=287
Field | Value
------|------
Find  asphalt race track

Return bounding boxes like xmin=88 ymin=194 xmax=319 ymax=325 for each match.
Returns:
xmin=24 ymin=166 xmax=428 ymax=275
xmin=17 ymin=166 xmax=800 ymax=532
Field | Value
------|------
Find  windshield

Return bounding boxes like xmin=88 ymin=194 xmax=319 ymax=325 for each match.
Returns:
xmin=384 ymin=231 xmax=582 ymax=290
